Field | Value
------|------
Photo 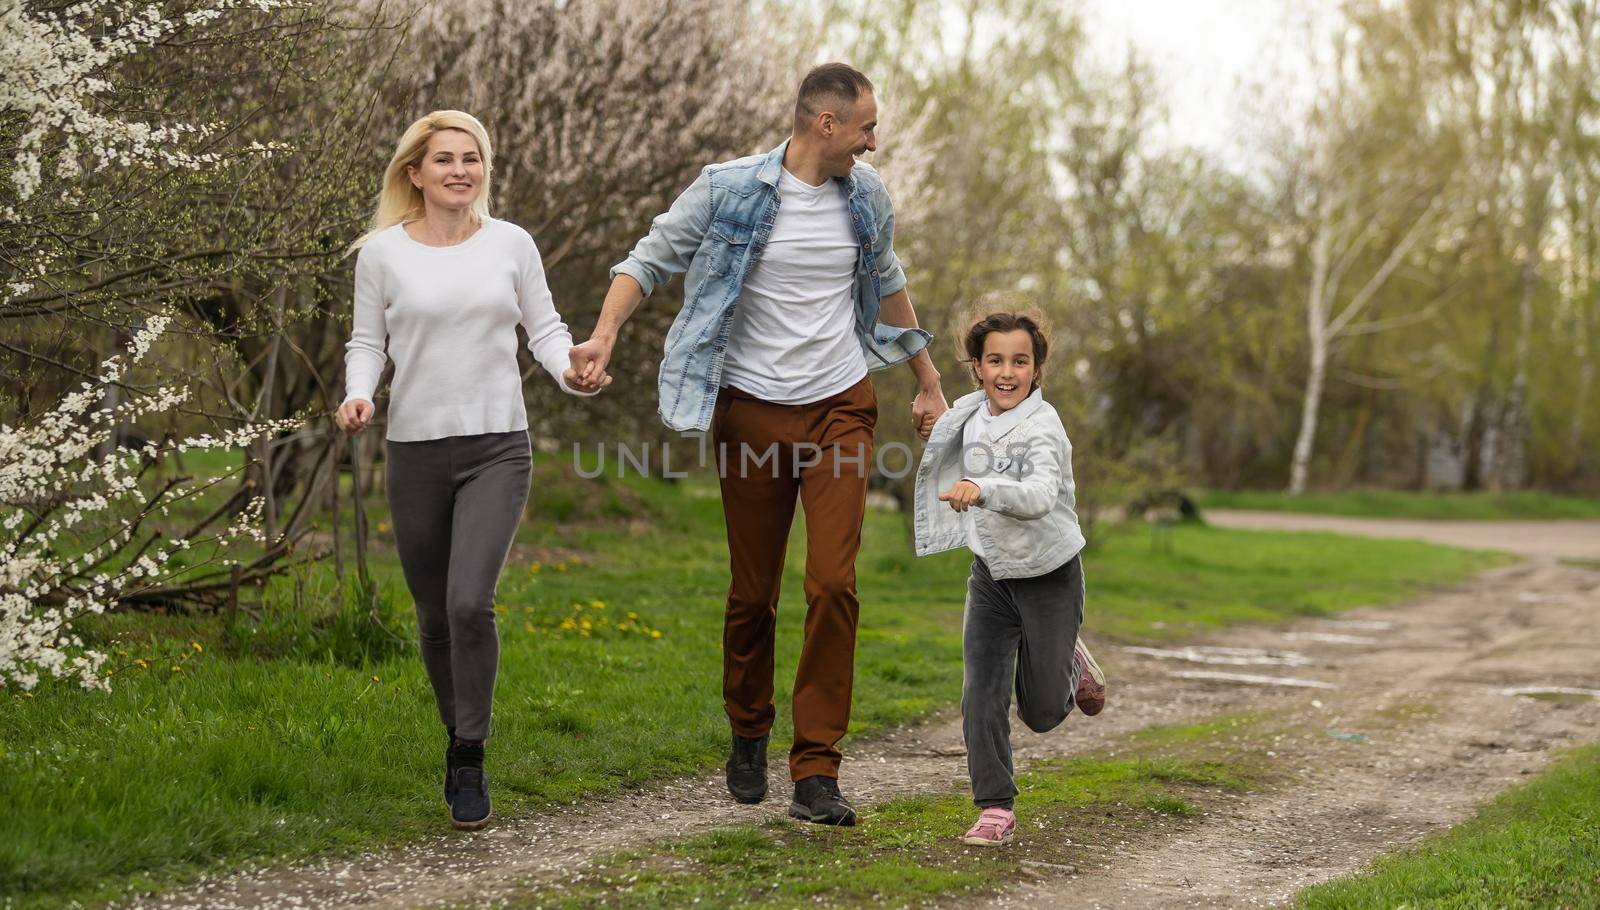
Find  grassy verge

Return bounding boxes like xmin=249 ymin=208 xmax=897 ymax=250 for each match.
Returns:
xmin=1295 ymin=744 xmax=1600 ymax=909
xmin=1 ymin=469 xmax=1490 ymax=908
xmin=502 ymin=715 xmax=1276 ymax=910
xmin=1199 ymin=489 xmax=1600 ymax=520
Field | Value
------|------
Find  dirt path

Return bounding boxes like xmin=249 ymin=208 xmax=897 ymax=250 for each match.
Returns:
xmin=128 ymin=521 xmax=1600 ymax=910
xmin=1205 ymin=509 xmax=1600 ymax=561
xmin=993 ymin=557 xmax=1600 ymax=909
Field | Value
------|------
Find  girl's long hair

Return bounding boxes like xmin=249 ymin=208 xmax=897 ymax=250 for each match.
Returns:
xmin=348 ymin=110 xmax=495 ymax=253
xmin=954 ymin=300 xmax=1052 ymax=392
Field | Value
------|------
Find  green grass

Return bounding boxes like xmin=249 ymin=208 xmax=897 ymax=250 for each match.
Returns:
xmin=1295 ymin=744 xmax=1600 ymax=909
xmin=1199 ymin=488 xmax=1600 ymax=520
xmin=1084 ymin=522 xmax=1498 ymax=640
xmin=0 ymin=469 xmax=1492 ymax=908
xmin=512 ymin=753 xmax=1263 ymax=910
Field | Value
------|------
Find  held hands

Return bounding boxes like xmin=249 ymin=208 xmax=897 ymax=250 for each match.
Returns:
xmin=335 ymin=399 xmax=373 ymax=435
xmin=911 ymin=382 xmax=949 ymax=440
xmin=939 ymin=479 xmax=982 ymax=512
xmin=566 ymin=337 xmax=614 ymax=394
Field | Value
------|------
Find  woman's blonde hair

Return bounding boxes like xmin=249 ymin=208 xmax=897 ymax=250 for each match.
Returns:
xmin=349 ymin=110 xmax=495 ymax=253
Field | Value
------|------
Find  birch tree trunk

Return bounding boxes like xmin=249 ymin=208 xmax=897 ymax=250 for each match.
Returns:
xmin=1289 ymin=215 xmax=1334 ymax=495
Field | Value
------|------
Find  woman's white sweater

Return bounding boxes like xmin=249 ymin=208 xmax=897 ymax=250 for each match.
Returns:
xmin=342 ymin=218 xmax=590 ymax=441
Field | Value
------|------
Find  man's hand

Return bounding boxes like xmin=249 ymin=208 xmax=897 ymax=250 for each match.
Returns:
xmin=562 ymin=366 xmax=613 ymax=394
xmin=911 ymin=381 xmax=949 ymax=440
xmin=939 ymin=479 xmax=982 ymax=512
xmin=335 ymin=399 xmax=373 ymax=435
xmin=568 ymin=337 xmax=615 ymax=392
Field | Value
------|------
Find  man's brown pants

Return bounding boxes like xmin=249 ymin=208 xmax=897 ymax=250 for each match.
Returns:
xmin=710 ymin=376 xmax=876 ymax=781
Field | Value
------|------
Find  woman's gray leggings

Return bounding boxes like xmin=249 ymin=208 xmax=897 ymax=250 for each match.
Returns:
xmin=963 ymin=554 xmax=1085 ymax=809
xmin=385 ymin=430 xmax=531 ymax=741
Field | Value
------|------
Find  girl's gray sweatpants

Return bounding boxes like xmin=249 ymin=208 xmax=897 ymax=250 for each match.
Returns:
xmin=385 ymin=429 xmax=531 ymax=742
xmin=963 ymin=553 xmax=1085 ymax=809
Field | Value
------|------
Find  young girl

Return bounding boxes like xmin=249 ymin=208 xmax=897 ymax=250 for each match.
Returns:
xmin=913 ymin=310 xmax=1106 ymax=846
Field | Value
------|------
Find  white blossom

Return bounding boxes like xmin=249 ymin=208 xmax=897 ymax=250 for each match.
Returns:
xmin=0 ymin=0 xmax=293 ymax=202
xmin=0 ymin=317 xmax=301 ymax=692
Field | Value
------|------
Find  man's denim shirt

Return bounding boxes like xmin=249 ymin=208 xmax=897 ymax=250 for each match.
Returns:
xmin=610 ymin=140 xmax=934 ymax=432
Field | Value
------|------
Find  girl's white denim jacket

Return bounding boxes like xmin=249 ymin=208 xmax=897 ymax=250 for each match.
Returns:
xmin=913 ymin=388 xmax=1086 ymax=579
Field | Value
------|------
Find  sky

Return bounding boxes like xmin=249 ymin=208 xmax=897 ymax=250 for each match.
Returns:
xmin=1082 ymin=0 xmax=1334 ymax=159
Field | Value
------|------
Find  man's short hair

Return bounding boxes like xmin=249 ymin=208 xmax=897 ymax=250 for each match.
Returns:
xmin=794 ymin=63 xmax=874 ymax=128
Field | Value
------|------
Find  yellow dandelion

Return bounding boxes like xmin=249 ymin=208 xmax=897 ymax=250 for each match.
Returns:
xmin=555 ymin=562 xmax=567 ymax=572
xmin=134 ymin=658 xmax=149 ymax=669
xmin=25 ymin=691 xmax=35 ymax=698
xmin=573 ymin=603 xmax=584 ymax=612
xmin=529 ymin=561 xmax=542 ymax=574
xmin=191 ymin=641 xmax=203 ymax=653
xmin=627 ymin=611 xmax=638 ymax=619
xmin=370 ymin=675 xmax=381 ymax=682
xmin=377 ymin=521 xmax=391 ymax=533
xmin=579 ymin=620 xmax=592 ymax=631
xmin=589 ymin=599 xmax=606 ymax=609
xmin=579 ymin=630 xmax=590 ymax=638
xmin=651 ymin=630 xmax=662 ymax=639
xmin=560 ymin=619 xmax=576 ymax=630
xmin=494 ymin=603 xmax=508 ymax=615
xmin=170 ymin=666 xmax=181 ymax=673
xmin=524 ymin=621 xmax=536 ymax=633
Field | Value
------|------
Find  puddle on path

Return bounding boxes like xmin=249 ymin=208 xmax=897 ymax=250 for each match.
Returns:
xmin=1500 ymin=685 xmax=1600 ymax=699
xmin=1168 ymin=670 xmax=1338 ymax=689
xmin=1283 ymin=632 xmax=1378 ymax=645
xmin=1121 ymin=645 xmax=1313 ymax=667
xmin=1320 ymin=619 xmax=1395 ymax=631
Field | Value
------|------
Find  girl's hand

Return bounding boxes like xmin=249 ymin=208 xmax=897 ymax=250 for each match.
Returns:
xmin=335 ymin=399 xmax=373 ymax=435
xmin=939 ymin=480 xmax=982 ymax=512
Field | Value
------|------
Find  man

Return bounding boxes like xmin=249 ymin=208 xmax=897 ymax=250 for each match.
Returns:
xmin=569 ymin=63 xmax=947 ymax=826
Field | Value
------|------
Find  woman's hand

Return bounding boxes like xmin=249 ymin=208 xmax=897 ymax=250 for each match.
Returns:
xmin=335 ymin=399 xmax=373 ymax=435
xmin=939 ymin=480 xmax=982 ymax=512
xmin=564 ymin=337 xmax=615 ymax=394
xmin=562 ymin=366 xmax=613 ymax=394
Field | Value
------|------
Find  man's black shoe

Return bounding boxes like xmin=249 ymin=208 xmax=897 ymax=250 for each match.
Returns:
xmin=726 ymin=733 xmax=769 ymax=804
xmin=788 ymin=775 xmax=856 ymax=826
xmin=449 ymin=742 xmax=491 ymax=830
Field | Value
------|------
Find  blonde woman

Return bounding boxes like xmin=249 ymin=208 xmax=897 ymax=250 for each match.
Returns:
xmin=335 ymin=110 xmax=607 ymax=830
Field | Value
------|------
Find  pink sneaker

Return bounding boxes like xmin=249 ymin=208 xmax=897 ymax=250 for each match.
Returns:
xmin=963 ymin=807 xmax=1016 ymax=846
xmin=1075 ymin=638 xmax=1106 ymax=716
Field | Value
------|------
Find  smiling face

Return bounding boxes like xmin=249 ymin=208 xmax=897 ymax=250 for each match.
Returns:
xmin=974 ymin=329 xmax=1037 ymax=414
xmin=406 ymin=128 xmax=483 ymax=214
xmin=820 ymin=90 xmax=878 ymax=178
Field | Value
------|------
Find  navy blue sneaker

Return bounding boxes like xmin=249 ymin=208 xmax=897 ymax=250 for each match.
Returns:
xmin=449 ymin=743 xmax=490 ymax=830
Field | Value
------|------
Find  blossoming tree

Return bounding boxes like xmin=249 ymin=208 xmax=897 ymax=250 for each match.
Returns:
xmin=0 ymin=0 xmax=327 ymax=690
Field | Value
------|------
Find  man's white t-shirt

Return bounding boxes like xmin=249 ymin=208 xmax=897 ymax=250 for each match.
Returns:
xmin=720 ymin=168 xmax=869 ymax=404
